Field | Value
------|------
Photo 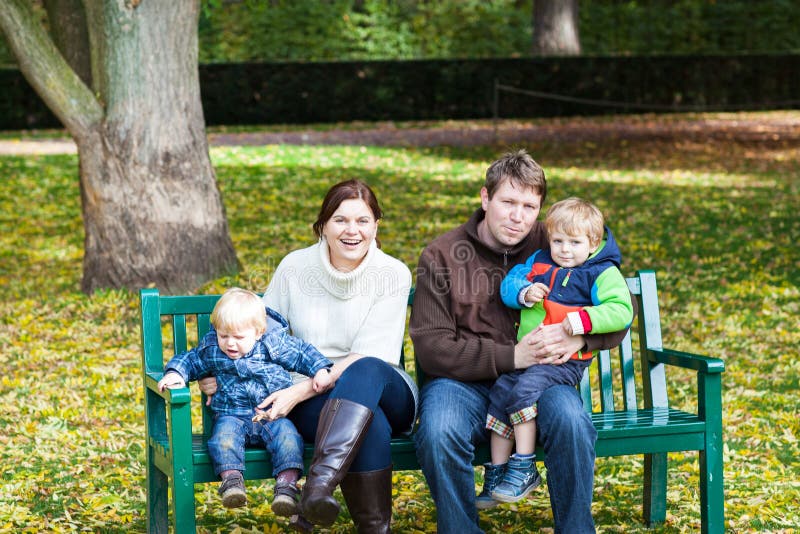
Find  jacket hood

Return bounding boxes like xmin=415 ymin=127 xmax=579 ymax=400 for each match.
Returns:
xmin=584 ymin=226 xmax=623 ymax=268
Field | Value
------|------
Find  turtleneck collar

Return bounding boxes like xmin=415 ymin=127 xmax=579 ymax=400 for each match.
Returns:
xmin=317 ymin=237 xmax=378 ymax=298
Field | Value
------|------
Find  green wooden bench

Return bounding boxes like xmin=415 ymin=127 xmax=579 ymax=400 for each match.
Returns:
xmin=141 ymin=269 xmax=724 ymax=533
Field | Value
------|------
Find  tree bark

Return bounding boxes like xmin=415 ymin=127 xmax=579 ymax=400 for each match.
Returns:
xmin=532 ymin=0 xmax=581 ymax=56
xmin=0 ymin=0 xmax=239 ymax=294
xmin=43 ymin=0 xmax=92 ymax=88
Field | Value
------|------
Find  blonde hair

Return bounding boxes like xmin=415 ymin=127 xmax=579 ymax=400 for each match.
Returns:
xmin=210 ymin=288 xmax=267 ymax=336
xmin=545 ymin=197 xmax=605 ymax=247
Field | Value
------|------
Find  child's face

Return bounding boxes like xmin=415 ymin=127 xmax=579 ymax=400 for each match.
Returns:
xmin=216 ymin=327 xmax=259 ymax=359
xmin=549 ymin=230 xmax=598 ymax=268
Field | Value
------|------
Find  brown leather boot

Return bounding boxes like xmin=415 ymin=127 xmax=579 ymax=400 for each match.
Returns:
xmin=300 ymin=398 xmax=373 ymax=526
xmin=341 ymin=466 xmax=393 ymax=534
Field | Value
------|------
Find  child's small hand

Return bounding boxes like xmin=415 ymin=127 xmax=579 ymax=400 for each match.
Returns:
xmin=252 ymin=407 xmax=270 ymax=423
xmin=157 ymin=371 xmax=186 ymax=392
xmin=312 ymin=368 xmax=333 ymax=393
xmin=525 ymin=282 xmax=550 ymax=304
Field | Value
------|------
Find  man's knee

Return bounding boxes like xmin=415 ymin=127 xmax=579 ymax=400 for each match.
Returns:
xmin=416 ymin=400 xmax=461 ymax=450
xmin=537 ymin=386 xmax=596 ymax=442
xmin=416 ymin=379 xmax=486 ymax=452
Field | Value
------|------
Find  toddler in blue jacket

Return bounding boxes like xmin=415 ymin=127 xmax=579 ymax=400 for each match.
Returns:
xmin=158 ymin=288 xmax=332 ymax=515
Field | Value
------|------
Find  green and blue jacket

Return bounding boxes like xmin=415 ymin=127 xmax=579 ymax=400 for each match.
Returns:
xmin=500 ymin=227 xmax=633 ymax=360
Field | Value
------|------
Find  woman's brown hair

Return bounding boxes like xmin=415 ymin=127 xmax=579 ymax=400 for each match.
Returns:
xmin=313 ymin=179 xmax=383 ymax=247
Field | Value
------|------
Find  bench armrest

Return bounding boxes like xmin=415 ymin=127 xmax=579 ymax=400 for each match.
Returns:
xmin=649 ymin=348 xmax=725 ymax=374
xmin=144 ymin=371 xmax=192 ymax=405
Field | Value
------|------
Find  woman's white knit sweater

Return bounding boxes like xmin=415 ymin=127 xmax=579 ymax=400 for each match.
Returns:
xmin=262 ymin=238 xmax=412 ymax=369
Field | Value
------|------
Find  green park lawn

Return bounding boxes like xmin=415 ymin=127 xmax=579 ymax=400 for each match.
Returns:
xmin=0 ymin=112 xmax=798 ymax=532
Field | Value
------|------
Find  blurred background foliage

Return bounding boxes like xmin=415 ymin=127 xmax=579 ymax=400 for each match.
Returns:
xmin=1 ymin=0 xmax=800 ymax=66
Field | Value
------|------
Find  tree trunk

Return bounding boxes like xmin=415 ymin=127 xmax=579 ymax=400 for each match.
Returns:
xmin=532 ymin=0 xmax=581 ymax=56
xmin=43 ymin=0 xmax=92 ymax=87
xmin=77 ymin=125 xmax=238 ymax=294
xmin=0 ymin=0 xmax=239 ymax=294
xmin=79 ymin=0 xmax=238 ymax=294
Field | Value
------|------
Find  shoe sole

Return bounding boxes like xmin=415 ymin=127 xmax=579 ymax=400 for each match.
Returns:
xmin=271 ymin=496 xmax=299 ymax=517
xmin=475 ymin=499 xmax=499 ymax=510
xmin=222 ymin=489 xmax=247 ymax=508
xmin=491 ymin=477 xmax=543 ymax=504
xmin=302 ymin=497 xmax=340 ymax=526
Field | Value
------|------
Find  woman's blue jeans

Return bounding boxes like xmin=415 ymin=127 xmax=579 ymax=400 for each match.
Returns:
xmin=288 ymin=356 xmax=415 ymax=472
xmin=414 ymin=378 xmax=597 ymax=534
xmin=207 ymin=414 xmax=304 ymax=477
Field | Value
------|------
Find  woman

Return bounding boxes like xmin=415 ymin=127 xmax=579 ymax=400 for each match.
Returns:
xmin=252 ymin=179 xmax=416 ymax=533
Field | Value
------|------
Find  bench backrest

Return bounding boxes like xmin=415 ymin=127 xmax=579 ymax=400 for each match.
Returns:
xmin=140 ymin=269 xmax=668 ymax=437
xmin=578 ymin=269 xmax=666 ymax=413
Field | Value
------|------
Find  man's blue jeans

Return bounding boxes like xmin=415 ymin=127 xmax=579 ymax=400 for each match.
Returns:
xmin=414 ymin=379 xmax=597 ymax=534
xmin=207 ymin=414 xmax=304 ymax=477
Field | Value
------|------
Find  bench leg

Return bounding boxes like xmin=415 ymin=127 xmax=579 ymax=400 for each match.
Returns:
xmin=699 ymin=375 xmax=725 ymax=534
xmin=146 ymin=459 xmax=169 ymax=534
xmin=170 ymin=463 xmax=198 ymax=534
xmin=643 ymin=452 xmax=667 ymax=526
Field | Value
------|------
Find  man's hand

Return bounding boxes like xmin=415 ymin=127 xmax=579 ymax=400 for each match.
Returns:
xmin=514 ymin=323 xmax=584 ymax=368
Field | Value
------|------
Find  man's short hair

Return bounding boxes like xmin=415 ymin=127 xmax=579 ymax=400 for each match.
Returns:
xmin=484 ymin=149 xmax=547 ymax=202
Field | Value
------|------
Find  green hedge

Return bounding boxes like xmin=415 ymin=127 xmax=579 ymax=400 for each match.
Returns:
xmin=3 ymin=54 xmax=799 ymax=130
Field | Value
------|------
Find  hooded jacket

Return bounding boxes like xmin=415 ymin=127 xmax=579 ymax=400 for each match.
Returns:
xmin=164 ymin=307 xmax=332 ymax=418
xmin=500 ymin=226 xmax=633 ymax=360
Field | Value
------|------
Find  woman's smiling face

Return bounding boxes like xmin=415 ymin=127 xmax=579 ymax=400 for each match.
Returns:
xmin=322 ymin=198 xmax=378 ymax=272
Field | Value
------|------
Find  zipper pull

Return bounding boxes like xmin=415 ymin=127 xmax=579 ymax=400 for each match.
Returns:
xmin=562 ymin=270 xmax=572 ymax=287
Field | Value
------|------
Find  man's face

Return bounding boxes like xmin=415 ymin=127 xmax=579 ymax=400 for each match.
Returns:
xmin=480 ymin=180 xmax=542 ymax=249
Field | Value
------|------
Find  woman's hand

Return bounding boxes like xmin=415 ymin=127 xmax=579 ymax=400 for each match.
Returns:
xmin=255 ymin=380 xmax=315 ymax=421
xmin=198 ymin=376 xmax=218 ymax=406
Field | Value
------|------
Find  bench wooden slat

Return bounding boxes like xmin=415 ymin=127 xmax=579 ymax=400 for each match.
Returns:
xmin=140 ymin=270 xmax=726 ymax=534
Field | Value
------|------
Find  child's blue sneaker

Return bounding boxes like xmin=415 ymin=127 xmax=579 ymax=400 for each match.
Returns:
xmin=475 ymin=462 xmax=506 ymax=510
xmin=491 ymin=454 xmax=542 ymax=503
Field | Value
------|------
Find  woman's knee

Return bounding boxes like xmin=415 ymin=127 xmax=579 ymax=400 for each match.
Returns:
xmin=342 ymin=357 xmax=392 ymax=382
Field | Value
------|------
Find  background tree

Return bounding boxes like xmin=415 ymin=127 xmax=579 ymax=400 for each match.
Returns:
xmin=0 ymin=0 xmax=238 ymax=294
xmin=532 ymin=0 xmax=581 ymax=56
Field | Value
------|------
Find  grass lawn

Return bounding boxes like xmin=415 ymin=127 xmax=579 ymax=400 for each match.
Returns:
xmin=0 ymin=112 xmax=798 ymax=533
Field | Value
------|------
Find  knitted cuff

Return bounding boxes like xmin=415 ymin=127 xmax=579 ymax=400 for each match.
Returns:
xmin=518 ymin=285 xmax=534 ymax=307
xmin=567 ymin=310 xmax=593 ymax=335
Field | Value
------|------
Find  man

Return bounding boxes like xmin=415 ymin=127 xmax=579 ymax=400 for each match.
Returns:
xmin=410 ymin=149 xmax=633 ymax=533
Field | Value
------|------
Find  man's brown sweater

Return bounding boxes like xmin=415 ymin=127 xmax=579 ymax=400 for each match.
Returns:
xmin=410 ymin=209 xmax=632 ymax=382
